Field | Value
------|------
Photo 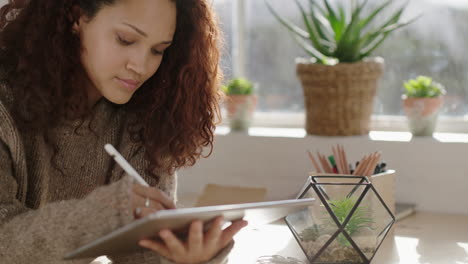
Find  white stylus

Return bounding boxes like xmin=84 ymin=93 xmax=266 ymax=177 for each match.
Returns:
xmin=104 ymin=144 xmax=149 ymax=187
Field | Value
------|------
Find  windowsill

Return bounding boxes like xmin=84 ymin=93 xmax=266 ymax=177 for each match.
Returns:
xmin=216 ymin=126 xmax=468 ymax=143
xmin=219 ymin=112 xmax=468 ymax=134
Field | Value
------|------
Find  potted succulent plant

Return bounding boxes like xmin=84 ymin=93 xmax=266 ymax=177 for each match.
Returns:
xmin=222 ymin=78 xmax=257 ymax=131
xmin=266 ymin=0 xmax=417 ymax=136
xmin=402 ymin=76 xmax=445 ymax=136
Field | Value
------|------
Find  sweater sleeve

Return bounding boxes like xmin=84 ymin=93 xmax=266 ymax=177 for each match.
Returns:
xmin=0 ymin=140 xmax=136 ymax=264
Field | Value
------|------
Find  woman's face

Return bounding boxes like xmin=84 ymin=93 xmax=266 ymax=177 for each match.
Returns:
xmin=74 ymin=0 xmax=176 ymax=105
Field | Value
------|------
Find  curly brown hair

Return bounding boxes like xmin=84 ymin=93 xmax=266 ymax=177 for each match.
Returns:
xmin=0 ymin=0 xmax=223 ymax=177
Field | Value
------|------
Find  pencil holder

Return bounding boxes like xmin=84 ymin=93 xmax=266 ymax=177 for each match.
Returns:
xmin=285 ymin=176 xmax=394 ymax=264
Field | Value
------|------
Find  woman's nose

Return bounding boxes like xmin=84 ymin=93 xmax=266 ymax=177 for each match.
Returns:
xmin=126 ymin=52 xmax=150 ymax=77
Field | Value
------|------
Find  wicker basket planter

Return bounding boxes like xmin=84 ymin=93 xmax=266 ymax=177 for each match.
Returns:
xmin=296 ymin=57 xmax=384 ymax=136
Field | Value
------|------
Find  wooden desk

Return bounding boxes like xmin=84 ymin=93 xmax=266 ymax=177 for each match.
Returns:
xmin=228 ymin=212 xmax=468 ymax=264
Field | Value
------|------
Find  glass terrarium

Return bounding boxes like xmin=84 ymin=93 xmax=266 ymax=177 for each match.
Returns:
xmin=285 ymin=176 xmax=395 ymax=264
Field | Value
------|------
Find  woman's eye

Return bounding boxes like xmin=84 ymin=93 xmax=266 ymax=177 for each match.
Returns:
xmin=151 ymin=48 xmax=164 ymax=56
xmin=117 ymin=35 xmax=133 ymax=46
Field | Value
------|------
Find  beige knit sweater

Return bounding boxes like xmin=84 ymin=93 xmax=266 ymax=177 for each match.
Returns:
xmin=0 ymin=85 xmax=231 ymax=264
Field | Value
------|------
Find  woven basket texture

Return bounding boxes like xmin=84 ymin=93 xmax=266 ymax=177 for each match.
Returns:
xmin=296 ymin=59 xmax=384 ymax=136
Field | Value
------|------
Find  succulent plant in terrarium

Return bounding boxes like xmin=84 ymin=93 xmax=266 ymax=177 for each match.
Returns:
xmin=299 ymin=224 xmax=322 ymax=241
xmin=299 ymin=196 xmax=376 ymax=263
xmin=329 ymin=197 xmax=375 ymax=245
xmin=286 ymin=176 xmax=395 ymax=263
xmin=300 ymin=197 xmax=374 ymax=241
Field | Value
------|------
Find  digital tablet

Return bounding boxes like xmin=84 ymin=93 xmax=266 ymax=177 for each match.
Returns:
xmin=64 ymin=198 xmax=314 ymax=259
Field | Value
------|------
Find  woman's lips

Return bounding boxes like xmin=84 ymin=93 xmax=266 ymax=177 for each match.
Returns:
xmin=116 ymin=77 xmax=140 ymax=91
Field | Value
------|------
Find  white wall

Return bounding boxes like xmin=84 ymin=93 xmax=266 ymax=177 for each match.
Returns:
xmin=178 ymin=131 xmax=468 ymax=215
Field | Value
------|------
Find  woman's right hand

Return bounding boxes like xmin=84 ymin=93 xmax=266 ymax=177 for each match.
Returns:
xmin=131 ymin=184 xmax=176 ymax=219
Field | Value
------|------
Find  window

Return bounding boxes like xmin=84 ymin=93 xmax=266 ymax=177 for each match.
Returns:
xmin=215 ymin=0 xmax=468 ymax=131
xmin=212 ymin=0 xmax=234 ymax=80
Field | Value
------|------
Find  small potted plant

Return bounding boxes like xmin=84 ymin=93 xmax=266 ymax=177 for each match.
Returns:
xmin=402 ymin=76 xmax=446 ymax=136
xmin=222 ymin=78 xmax=257 ymax=131
xmin=266 ymin=0 xmax=417 ymax=136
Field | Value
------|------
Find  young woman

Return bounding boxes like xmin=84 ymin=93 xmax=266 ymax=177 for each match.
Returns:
xmin=0 ymin=0 xmax=247 ymax=263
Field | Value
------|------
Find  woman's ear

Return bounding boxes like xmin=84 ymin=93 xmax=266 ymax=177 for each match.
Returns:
xmin=72 ymin=21 xmax=80 ymax=34
xmin=71 ymin=5 xmax=83 ymax=33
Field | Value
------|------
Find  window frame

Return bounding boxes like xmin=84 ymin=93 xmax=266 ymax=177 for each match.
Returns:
xmin=226 ymin=0 xmax=468 ymax=134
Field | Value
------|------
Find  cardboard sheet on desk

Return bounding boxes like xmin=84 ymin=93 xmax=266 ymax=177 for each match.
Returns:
xmin=196 ymin=184 xmax=267 ymax=206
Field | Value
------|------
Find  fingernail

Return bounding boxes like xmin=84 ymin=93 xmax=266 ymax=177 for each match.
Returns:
xmin=139 ymin=240 xmax=149 ymax=247
xmin=135 ymin=208 xmax=142 ymax=216
xmin=160 ymin=230 xmax=169 ymax=238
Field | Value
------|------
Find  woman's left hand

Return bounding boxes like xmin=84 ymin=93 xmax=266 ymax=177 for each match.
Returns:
xmin=138 ymin=216 xmax=248 ymax=264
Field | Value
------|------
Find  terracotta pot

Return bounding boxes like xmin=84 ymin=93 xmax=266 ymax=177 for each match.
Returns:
xmin=296 ymin=57 xmax=384 ymax=136
xmin=402 ymin=96 xmax=443 ymax=136
xmin=225 ymin=95 xmax=257 ymax=131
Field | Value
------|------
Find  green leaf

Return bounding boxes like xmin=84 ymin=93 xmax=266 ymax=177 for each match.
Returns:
xmin=309 ymin=2 xmax=336 ymax=44
xmin=224 ymin=78 xmax=254 ymax=95
xmin=360 ymin=35 xmax=389 ymax=58
xmin=308 ymin=1 xmax=334 ymax=44
xmin=359 ymin=0 xmax=392 ymax=30
xmin=381 ymin=2 xmax=410 ymax=29
xmin=322 ymin=0 xmax=345 ymax=42
xmin=293 ymin=34 xmax=327 ymax=63
xmin=361 ymin=19 xmax=418 ymax=58
xmin=335 ymin=0 xmax=367 ymax=62
xmin=323 ymin=0 xmax=339 ymax=25
xmin=327 ymin=196 xmax=375 ymax=244
xmin=337 ymin=3 xmax=347 ymax=37
xmin=295 ymin=0 xmax=331 ymax=55
xmin=360 ymin=7 xmax=419 ymax=57
xmin=309 ymin=0 xmax=342 ymax=46
xmin=265 ymin=0 xmax=310 ymax=40
xmin=266 ymin=0 xmax=417 ymax=63
xmin=403 ymin=76 xmax=445 ymax=97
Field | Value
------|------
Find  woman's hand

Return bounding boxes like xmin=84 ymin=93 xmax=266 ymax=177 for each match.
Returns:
xmin=138 ymin=216 xmax=248 ymax=264
xmin=132 ymin=184 xmax=176 ymax=219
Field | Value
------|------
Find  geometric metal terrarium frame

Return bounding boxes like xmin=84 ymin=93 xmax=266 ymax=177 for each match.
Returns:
xmin=285 ymin=175 xmax=395 ymax=264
